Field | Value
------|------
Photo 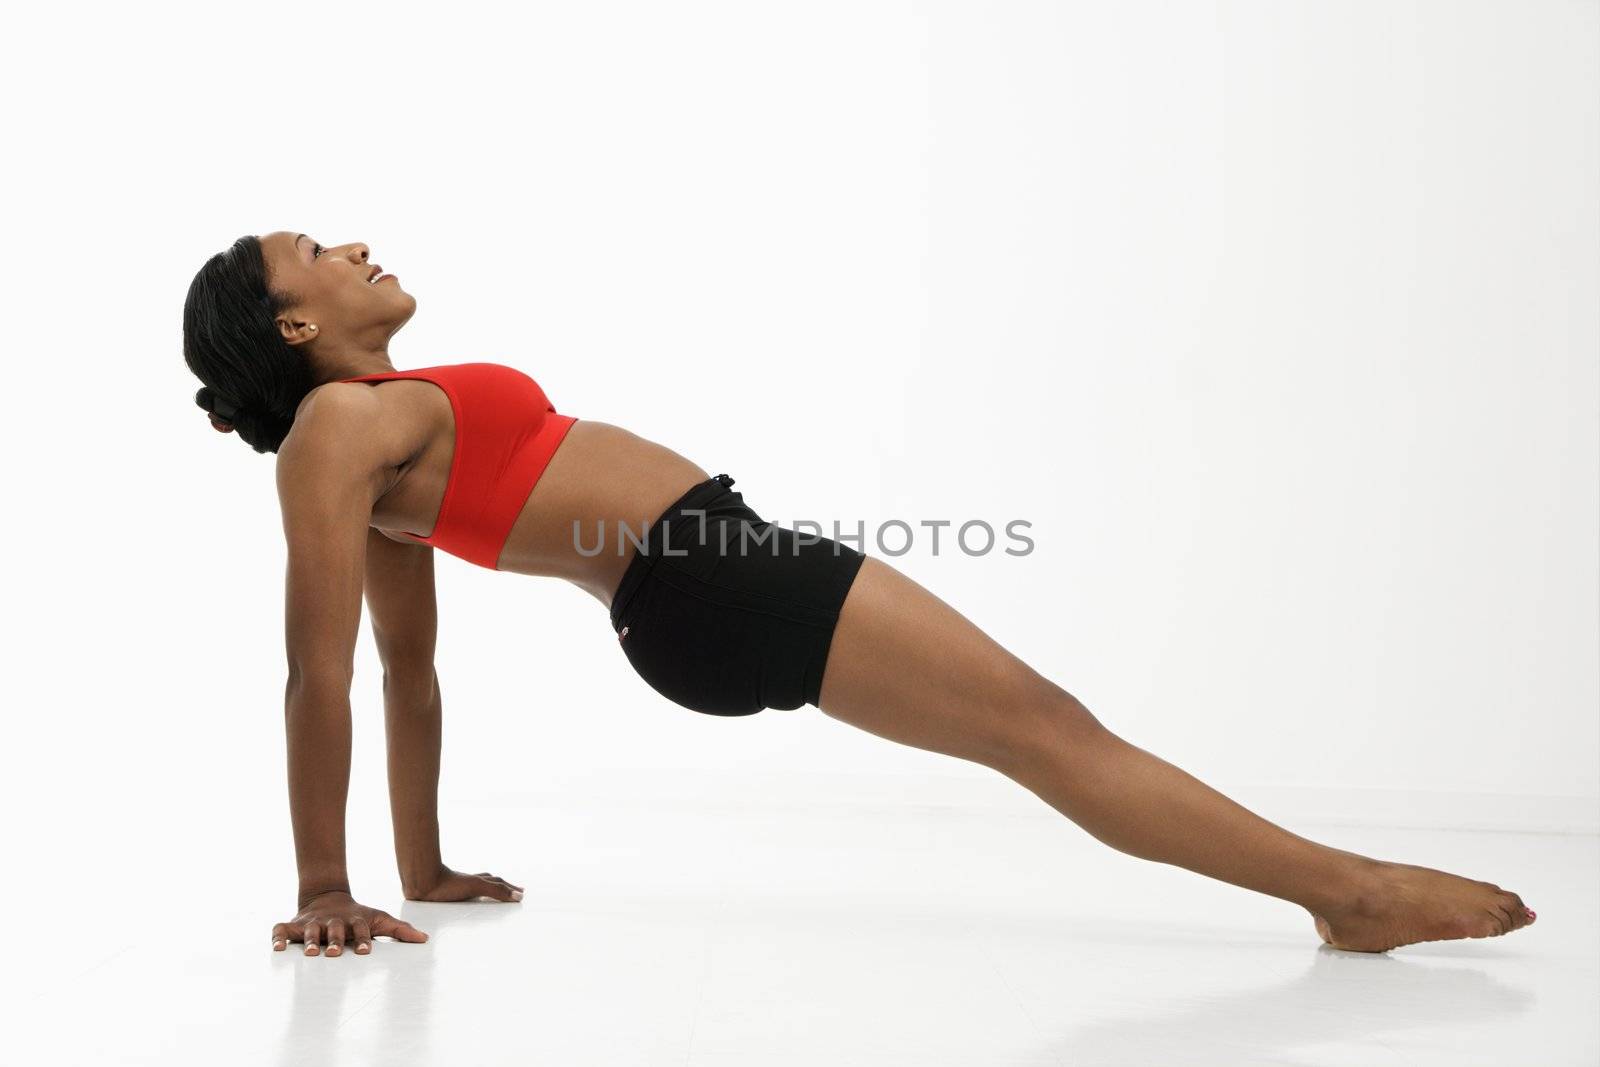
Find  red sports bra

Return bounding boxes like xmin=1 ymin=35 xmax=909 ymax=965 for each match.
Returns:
xmin=336 ymin=362 xmax=578 ymax=570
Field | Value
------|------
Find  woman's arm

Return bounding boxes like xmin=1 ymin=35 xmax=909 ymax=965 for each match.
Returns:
xmin=279 ymin=416 xmax=373 ymax=907
xmin=363 ymin=529 xmax=443 ymax=892
xmin=363 ymin=529 xmax=524 ymax=905
xmin=271 ymin=393 xmax=427 ymax=956
xmin=283 ymin=676 xmax=356 ymax=906
xmin=384 ymin=667 xmax=444 ymax=894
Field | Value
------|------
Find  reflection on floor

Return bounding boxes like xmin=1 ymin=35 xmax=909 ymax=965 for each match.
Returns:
xmin=25 ymin=793 xmax=1597 ymax=1066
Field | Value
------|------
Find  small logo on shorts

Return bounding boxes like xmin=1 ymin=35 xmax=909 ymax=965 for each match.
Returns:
xmin=618 ymin=625 xmax=629 ymax=641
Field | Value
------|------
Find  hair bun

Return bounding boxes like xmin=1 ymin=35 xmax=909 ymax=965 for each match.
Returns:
xmin=205 ymin=391 xmax=242 ymax=433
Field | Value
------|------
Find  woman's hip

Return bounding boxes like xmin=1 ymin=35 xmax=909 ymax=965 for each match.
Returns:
xmin=609 ymin=473 xmax=868 ymax=716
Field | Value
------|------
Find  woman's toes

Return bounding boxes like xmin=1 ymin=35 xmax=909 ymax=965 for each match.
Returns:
xmin=1497 ymin=893 xmax=1531 ymax=928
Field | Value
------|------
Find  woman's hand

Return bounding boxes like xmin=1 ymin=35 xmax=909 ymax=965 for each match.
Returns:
xmin=403 ymin=863 xmax=525 ymax=903
xmin=271 ymin=891 xmax=429 ymax=956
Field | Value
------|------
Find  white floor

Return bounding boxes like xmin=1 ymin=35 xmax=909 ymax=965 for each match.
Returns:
xmin=21 ymin=791 xmax=1597 ymax=1066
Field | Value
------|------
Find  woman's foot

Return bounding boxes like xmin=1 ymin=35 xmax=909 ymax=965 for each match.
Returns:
xmin=1309 ymin=857 xmax=1537 ymax=952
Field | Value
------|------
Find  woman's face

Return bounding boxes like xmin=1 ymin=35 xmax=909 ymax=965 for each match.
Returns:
xmin=258 ymin=230 xmax=416 ymax=349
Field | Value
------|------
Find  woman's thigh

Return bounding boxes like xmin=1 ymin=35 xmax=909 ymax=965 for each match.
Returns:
xmin=816 ymin=556 xmax=1099 ymax=768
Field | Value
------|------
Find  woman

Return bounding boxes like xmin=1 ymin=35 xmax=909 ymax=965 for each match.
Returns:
xmin=184 ymin=232 xmax=1536 ymax=959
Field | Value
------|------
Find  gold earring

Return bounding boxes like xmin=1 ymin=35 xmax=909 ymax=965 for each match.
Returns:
xmin=309 ymin=324 xmax=318 ymax=331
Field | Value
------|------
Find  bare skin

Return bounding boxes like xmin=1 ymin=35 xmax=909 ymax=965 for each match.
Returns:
xmin=814 ymin=559 xmax=1535 ymax=952
xmin=253 ymin=230 xmax=1534 ymax=957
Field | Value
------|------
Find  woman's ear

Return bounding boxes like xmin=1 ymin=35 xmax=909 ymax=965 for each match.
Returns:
xmin=277 ymin=317 xmax=319 ymax=346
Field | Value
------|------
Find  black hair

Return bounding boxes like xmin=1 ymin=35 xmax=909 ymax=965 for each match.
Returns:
xmin=183 ymin=235 xmax=314 ymax=454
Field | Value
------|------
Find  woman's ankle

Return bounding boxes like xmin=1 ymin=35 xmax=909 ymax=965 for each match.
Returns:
xmin=1299 ymin=848 xmax=1388 ymax=916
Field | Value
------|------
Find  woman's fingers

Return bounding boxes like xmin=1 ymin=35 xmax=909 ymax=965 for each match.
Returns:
xmin=417 ymin=871 xmax=519 ymax=902
xmin=273 ymin=903 xmax=429 ymax=957
xmin=469 ymin=876 xmax=518 ymax=902
xmin=372 ymin=913 xmax=428 ymax=943
xmin=474 ymin=873 xmax=525 ymax=898
xmin=325 ymin=919 xmax=346 ymax=957
xmin=491 ymin=874 xmax=525 ymax=894
xmin=456 ymin=874 xmax=518 ymax=902
xmin=478 ymin=873 xmax=525 ymax=892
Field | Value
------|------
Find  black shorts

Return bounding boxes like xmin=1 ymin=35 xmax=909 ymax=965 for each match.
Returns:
xmin=608 ymin=473 xmax=868 ymax=716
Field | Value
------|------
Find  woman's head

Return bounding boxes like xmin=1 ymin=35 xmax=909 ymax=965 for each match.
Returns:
xmin=183 ymin=231 xmax=416 ymax=453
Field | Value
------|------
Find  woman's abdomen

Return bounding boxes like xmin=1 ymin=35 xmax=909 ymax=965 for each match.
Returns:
xmin=495 ymin=419 xmax=710 ymax=604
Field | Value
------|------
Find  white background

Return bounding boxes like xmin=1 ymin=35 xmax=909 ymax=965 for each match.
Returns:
xmin=1 ymin=0 xmax=1595 ymax=1003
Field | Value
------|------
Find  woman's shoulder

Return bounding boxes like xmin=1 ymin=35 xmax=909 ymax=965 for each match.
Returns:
xmin=281 ymin=385 xmax=392 ymax=463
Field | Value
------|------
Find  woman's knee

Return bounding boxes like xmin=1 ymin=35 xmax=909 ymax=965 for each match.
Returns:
xmin=986 ymin=673 xmax=1112 ymax=775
